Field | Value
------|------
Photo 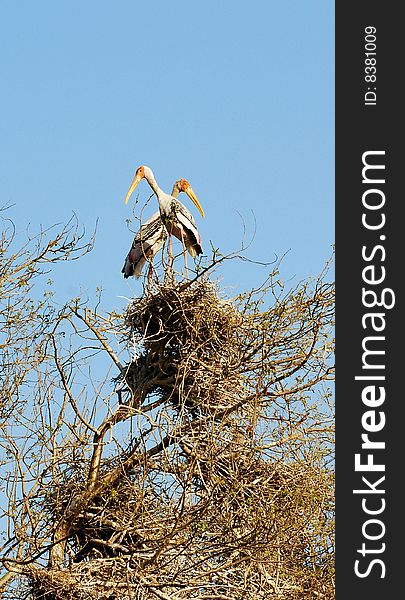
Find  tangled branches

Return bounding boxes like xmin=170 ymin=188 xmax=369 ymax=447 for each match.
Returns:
xmin=122 ymin=281 xmax=245 ymax=415
xmin=1 ymin=258 xmax=334 ymax=599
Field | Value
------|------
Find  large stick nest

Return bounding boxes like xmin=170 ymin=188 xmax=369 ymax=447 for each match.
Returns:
xmin=122 ymin=280 xmax=246 ymax=414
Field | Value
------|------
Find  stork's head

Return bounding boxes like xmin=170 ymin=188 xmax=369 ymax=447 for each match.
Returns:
xmin=124 ymin=165 xmax=154 ymax=204
xmin=173 ymin=178 xmax=205 ymax=218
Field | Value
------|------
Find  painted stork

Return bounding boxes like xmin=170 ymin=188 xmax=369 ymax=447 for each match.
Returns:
xmin=124 ymin=165 xmax=204 ymax=276
xmin=122 ymin=175 xmax=203 ymax=280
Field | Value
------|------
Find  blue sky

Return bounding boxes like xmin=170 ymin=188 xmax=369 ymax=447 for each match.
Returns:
xmin=1 ymin=1 xmax=334 ymax=310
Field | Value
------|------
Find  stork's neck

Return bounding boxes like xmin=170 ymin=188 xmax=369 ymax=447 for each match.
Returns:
xmin=143 ymin=168 xmax=164 ymax=198
xmin=171 ymin=185 xmax=180 ymax=199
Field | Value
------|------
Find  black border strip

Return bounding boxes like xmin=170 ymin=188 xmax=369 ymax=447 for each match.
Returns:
xmin=336 ymin=2 xmax=402 ymax=596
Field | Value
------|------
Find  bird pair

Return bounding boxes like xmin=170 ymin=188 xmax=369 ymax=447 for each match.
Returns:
xmin=122 ymin=165 xmax=204 ymax=282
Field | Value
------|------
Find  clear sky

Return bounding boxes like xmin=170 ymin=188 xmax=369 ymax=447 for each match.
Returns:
xmin=1 ymin=1 xmax=334 ymax=310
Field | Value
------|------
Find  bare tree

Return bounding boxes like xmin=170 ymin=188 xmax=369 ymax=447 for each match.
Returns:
xmin=1 ymin=212 xmax=334 ymax=599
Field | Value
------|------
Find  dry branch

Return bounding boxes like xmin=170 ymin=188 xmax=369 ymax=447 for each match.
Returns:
xmin=1 ymin=247 xmax=334 ymax=599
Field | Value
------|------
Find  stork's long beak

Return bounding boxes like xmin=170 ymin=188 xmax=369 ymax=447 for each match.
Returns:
xmin=184 ymin=183 xmax=205 ymax=218
xmin=124 ymin=171 xmax=143 ymax=204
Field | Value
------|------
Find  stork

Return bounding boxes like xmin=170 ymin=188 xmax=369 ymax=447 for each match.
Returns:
xmin=122 ymin=176 xmax=203 ymax=281
xmin=124 ymin=166 xmax=204 ymax=276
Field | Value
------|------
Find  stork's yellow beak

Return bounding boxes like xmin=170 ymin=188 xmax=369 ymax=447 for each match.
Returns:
xmin=184 ymin=183 xmax=205 ymax=218
xmin=124 ymin=171 xmax=143 ymax=205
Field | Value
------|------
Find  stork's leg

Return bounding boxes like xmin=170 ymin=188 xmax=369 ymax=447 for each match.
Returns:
xmin=180 ymin=229 xmax=188 ymax=278
xmin=147 ymin=262 xmax=153 ymax=286
xmin=165 ymin=233 xmax=175 ymax=284
xmin=168 ymin=233 xmax=173 ymax=265
xmin=184 ymin=248 xmax=188 ymax=278
xmin=182 ymin=246 xmax=189 ymax=279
